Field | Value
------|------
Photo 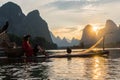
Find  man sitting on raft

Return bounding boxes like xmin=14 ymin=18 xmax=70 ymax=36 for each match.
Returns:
xmin=33 ymin=44 xmax=49 ymax=57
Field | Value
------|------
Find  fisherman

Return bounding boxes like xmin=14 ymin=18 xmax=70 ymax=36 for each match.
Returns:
xmin=22 ymin=35 xmax=34 ymax=57
xmin=33 ymin=44 xmax=49 ymax=57
xmin=66 ymin=47 xmax=72 ymax=54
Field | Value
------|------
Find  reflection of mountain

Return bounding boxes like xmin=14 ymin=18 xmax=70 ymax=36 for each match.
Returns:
xmin=81 ymin=20 xmax=120 ymax=47
xmin=0 ymin=2 xmax=52 ymax=42
xmin=50 ymin=32 xmax=79 ymax=47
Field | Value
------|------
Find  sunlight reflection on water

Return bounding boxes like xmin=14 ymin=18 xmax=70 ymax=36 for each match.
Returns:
xmin=0 ymin=49 xmax=120 ymax=80
xmin=48 ymin=56 xmax=108 ymax=80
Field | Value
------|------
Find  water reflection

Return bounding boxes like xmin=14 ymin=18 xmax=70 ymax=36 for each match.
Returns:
xmin=92 ymin=56 xmax=108 ymax=80
xmin=0 ymin=49 xmax=120 ymax=79
xmin=0 ymin=59 xmax=49 ymax=80
xmin=48 ymin=56 xmax=108 ymax=80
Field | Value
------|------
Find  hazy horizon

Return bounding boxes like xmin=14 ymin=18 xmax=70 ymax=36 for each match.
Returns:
xmin=0 ymin=0 xmax=120 ymax=40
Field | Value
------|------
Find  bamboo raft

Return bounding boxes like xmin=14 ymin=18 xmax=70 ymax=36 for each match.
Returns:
xmin=0 ymin=50 xmax=109 ymax=60
xmin=34 ymin=50 xmax=109 ymax=58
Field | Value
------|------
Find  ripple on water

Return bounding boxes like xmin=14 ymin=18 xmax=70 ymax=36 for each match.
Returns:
xmin=0 ymin=49 xmax=120 ymax=79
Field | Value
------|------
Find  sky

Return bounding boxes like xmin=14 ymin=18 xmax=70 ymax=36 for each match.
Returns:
xmin=0 ymin=0 xmax=120 ymax=40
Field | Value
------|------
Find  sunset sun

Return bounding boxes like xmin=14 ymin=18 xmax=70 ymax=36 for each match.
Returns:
xmin=92 ymin=26 xmax=99 ymax=32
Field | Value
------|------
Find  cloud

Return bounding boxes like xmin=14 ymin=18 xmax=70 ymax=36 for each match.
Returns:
xmin=52 ymin=26 xmax=80 ymax=33
xmin=45 ymin=0 xmax=90 ymax=12
xmin=44 ymin=0 xmax=120 ymax=12
xmin=65 ymin=27 xmax=78 ymax=32
xmin=52 ymin=25 xmax=83 ymax=40
xmin=0 ymin=0 xmax=56 ymax=14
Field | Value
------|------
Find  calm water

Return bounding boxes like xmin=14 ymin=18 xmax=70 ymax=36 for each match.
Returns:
xmin=0 ymin=48 xmax=120 ymax=80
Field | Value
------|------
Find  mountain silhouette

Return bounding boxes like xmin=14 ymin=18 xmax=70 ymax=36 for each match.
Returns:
xmin=0 ymin=2 xmax=52 ymax=42
xmin=81 ymin=24 xmax=97 ymax=47
xmin=98 ymin=20 xmax=120 ymax=44
xmin=81 ymin=19 xmax=120 ymax=47
xmin=98 ymin=20 xmax=118 ymax=38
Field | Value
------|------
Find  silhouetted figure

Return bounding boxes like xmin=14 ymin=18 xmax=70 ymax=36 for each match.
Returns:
xmin=33 ymin=44 xmax=49 ymax=57
xmin=66 ymin=47 xmax=72 ymax=54
xmin=33 ymin=44 xmax=39 ymax=56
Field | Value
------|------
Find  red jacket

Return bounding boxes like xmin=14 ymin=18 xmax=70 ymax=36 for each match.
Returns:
xmin=22 ymin=41 xmax=33 ymax=57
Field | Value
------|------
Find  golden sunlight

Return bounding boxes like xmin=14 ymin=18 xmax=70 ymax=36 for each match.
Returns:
xmin=92 ymin=56 xmax=108 ymax=80
xmin=52 ymin=28 xmax=82 ymax=40
xmin=92 ymin=25 xmax=100 ymax=35
xmin=92 ymin=26 xmax=99 ymax=32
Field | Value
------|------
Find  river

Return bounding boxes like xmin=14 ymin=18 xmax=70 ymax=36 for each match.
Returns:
xmin=0 ymin=48 xmax=120 ymax=80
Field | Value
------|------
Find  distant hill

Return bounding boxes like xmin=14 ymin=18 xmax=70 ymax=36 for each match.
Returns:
xmin=0 ymin=2 xmax=52 ymax=42
xmin=50 ymin=32 xmax=79 ymax=47
xmin=71 ymin=38 xmax=80 ymax=46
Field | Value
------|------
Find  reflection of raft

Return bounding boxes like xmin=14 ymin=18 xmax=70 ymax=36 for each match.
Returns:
xmin=4 ymin=47 xmax=24 ymax=57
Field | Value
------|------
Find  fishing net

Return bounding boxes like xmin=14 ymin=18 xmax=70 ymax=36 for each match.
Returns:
xmin=0 ymin=31 xmax=10 ymax=45
xmin=81 ymin=37 xmax=103 ymax=53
